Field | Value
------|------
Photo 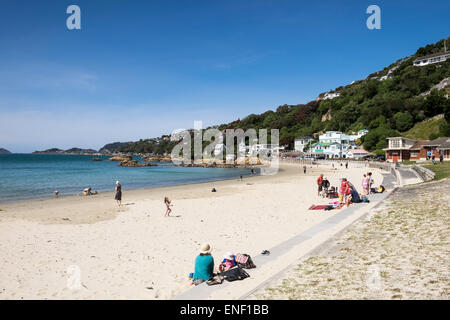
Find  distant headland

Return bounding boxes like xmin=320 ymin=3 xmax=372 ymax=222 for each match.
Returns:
xmin=0 ymin=148 xmax=12 ymax=154
xmin=32 ymin=148 xmax=99 ymax=155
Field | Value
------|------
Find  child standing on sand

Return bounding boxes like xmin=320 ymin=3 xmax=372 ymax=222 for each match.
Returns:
xmin=164 ymin=197 xmax=173 ymax=217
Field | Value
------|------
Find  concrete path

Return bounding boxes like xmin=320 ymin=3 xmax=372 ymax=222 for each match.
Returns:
xmin=396 ymin=166 xmax=423 ymax=186
xmin=174 ymin=169 xmax=398 ymax=300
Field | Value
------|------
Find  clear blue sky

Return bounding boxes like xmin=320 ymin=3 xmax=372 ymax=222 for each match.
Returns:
xmin=0 ymin=0 xmax=448 ymax=152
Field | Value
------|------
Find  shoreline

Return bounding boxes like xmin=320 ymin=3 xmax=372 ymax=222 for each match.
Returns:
xmin=0 ymin=168 xmax=257 ymax=206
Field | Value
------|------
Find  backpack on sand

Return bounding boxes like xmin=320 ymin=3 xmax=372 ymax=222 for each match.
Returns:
xmin=220 ymin=267 xmax=250 ymax=282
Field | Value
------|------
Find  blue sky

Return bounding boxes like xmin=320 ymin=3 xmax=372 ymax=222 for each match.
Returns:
xmin=0 ymin=0 xmax=448 ymax=153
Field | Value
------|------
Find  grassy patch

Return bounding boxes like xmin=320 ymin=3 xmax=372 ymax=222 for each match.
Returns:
xmin=404 ymin=117 xmax=445 ymax=140
xmin=422 ymin=161 xmax=450 ymax=180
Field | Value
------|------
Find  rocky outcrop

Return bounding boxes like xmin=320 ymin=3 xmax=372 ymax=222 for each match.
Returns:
xmin=119 ymin=160 xmax=156 ymax=167
xmin=0 ymin=148 xmax=11 ymax=154
xmin=145 ymin=156 xmax=172 ymax=163
xmin=91 ymin=158 xmax=103 ymax=161
xmin=109 ymin=155 xmax=133 ymax=162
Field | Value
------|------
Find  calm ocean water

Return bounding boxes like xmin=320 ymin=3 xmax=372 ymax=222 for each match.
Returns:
xmin=0 ymin=154 xmax=253 ymax=203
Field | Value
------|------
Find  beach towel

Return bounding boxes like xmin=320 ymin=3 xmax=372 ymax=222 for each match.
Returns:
xmin=235 ymin=253 xmax=248 ymax=264
xmin=308 ymin=205 xmax=328 ymax=210
xmin=235 ymin=253 xmax=256 ymax=269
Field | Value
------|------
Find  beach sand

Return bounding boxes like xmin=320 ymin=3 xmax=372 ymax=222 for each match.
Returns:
xmin=0 ymin=162 xmax=382 ymax=299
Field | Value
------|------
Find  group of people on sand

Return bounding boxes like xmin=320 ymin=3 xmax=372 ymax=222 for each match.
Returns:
xmin=189 ymin=243 xmax=253 ymax=286
xmin=316 ymin=170 xmax=377 ymax=207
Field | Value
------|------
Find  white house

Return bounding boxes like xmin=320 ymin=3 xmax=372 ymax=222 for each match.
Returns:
xmin=309 ymin=130 xmax=368 ymax=158
xmin=294 ymin=136 xmax=314 ymax=152
xmin=346 ymin=148 xmax=369 ymax=159
xmin=413 ymin=52 xmax=450 ymax=67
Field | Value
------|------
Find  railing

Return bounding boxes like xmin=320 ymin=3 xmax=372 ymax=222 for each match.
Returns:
xmin=411 ymin=164 xmax=435 ymax=181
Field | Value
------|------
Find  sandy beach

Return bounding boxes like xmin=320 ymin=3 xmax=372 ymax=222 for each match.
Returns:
xmin=0 ymin=162 xmax=382 ymax=299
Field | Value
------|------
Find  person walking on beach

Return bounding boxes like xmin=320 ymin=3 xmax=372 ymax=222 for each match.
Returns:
xmin=164 ymin=196 xmax=173 ymax=217
xmin=303 ymin=165 xmax=307 ymax=174
xmin=317 ymin=174 xmax=323 ymax=197
xmin=345 ymin=161 xmax=348 ymax=169
xmin=115 ymin=181 xmax=122 ymax=206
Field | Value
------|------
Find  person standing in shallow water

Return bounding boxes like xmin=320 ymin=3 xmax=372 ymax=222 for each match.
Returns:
xmin=115 ymin=181 xmax=122 ymax=206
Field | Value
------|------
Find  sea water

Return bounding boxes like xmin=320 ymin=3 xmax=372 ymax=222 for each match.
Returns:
xmin=0 ymin=154 xmax=253 ymax=203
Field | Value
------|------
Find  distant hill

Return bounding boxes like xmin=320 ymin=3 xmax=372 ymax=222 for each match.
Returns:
xmin=33 ymin=148 xmax=98 ymax=155
xmin=0 ymin=148 xmax=11 ymax=154
xmin=99 ymin=142 xmax=133 ymax=154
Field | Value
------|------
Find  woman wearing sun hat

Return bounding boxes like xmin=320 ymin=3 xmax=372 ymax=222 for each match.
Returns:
xmin=192 ymin=243 xmax=214 ymax=285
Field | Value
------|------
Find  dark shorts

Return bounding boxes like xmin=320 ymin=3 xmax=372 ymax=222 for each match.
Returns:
xmin=318 ymin=185 xmax=323 ymax=192
xmin=115 ymin=192 xmax=122 ymax=201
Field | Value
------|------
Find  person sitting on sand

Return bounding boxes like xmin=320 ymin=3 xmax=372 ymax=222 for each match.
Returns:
xmin=164 ymin=196 xmax=173 ymax=217
xmin=83 ymin=187 xmax=92 ymax=196
xmin=321 ymin=177 xmax=330 ymax=198
xmin=219 ymin=252 xmax=237 ymax=272
xmin=191 ymin=243 xmax=214 ymax=285
xmin=115 ymin=181 xmax=122 ymax=206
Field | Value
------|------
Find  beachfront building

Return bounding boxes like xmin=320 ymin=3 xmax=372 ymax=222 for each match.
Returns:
xmin=384 ymin=137 xmax=417 ymax=162
xmin=384 ymin=137 xmax=450 ymax=162
xmin=309 ymin=142 xmax=342 ymax=158
xmin=413 ymin=52 xmax=450 ymax=67
xmin=294 ymin=136 xmax=314 ymax=152
xmin=249 ymin=144 xmax=284 ymax=156
xmin=308 ymin=130 xmax=368 ymax=158
xmin=346 ymin=148 xmax=369 ymax=159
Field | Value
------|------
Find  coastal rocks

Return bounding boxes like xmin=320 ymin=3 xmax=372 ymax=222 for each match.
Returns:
xmin=177 ymin=157 xmax=262 ymax=168
xmin=144 ymin=156 xmax=172 ymax=163
xmin=119 ymin=160 xmax=156 ymax=167
xmin=91 ymin=158 xmax=103 ymax=162
xmin=109 ymin=155 xmax=132 ymax=162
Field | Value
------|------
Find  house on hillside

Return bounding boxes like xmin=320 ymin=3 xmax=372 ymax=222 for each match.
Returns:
xmin=384 ymin=137 xmax=450 ymax=162
xmin=316 ymin=92 xmax=340 ymax=101
xmin=413 ymin=51 xmax=450 ymax=67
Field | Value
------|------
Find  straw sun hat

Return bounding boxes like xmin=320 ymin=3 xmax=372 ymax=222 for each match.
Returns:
xmin=200 ymin=243 xmax=212 ymax=254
